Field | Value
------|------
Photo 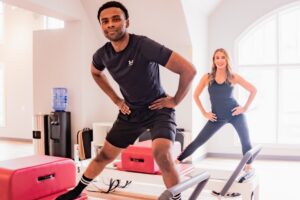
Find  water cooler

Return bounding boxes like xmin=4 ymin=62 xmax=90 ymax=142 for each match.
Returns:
xmin=47 ymin=87 xmax=71 ymax=158
xmin=48 ymin=111 xmax=71 ymax=158
xmin=32 ymin=87 xmax=71 ymax=158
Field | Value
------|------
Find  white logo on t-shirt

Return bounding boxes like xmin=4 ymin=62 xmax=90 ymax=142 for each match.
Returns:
xmin=128 ymin=60 xmax=134 ymax=66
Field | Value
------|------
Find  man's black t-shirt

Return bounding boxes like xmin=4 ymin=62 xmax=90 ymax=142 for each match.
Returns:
xmin=92 ymin=34 xmax=172 ymax=108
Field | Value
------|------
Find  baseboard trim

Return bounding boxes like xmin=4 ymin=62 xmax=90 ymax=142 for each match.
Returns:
xmin=207 ymin=152 xmax=300 ymax=161
xmin=0 ymin=137 xmax=32 ymax=143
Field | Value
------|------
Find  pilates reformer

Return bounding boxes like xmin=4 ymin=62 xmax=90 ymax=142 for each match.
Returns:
xmin=0 ymin=155 xmax=88 ymax=200
xmin=83 ymin=167 xmax=210 ymax=200
xmin=79 ymin=144 xmax=261 ymax=199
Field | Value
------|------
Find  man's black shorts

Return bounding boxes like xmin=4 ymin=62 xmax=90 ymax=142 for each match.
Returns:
xmin=106 ymin=107 xmax=177 ymax=148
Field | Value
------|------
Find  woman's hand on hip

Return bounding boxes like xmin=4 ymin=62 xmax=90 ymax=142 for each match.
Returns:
xmin=204 ymin=112 xmax=217 ymax=122
xmin=231 ymin=106 xmax=245 ymax=116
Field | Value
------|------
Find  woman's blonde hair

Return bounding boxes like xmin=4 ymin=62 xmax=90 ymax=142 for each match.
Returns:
xmin=209 ymin=48 xmax=234 ymax=84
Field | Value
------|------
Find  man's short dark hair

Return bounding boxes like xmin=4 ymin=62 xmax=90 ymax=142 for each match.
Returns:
xmin=97 ymin=1 xmax=129 ymax=22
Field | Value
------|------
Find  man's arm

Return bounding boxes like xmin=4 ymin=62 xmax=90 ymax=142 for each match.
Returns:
xmin=149 ymin=52 xmax=196 ymax=109
xmin=91 ymin=64 xmax=131 ymax=114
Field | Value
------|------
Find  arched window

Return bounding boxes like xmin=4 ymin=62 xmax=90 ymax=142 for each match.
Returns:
xmin=236 ymin=3 xmax=300 ymax=144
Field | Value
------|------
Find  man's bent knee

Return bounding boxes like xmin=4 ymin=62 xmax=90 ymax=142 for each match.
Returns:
xmin=153 ymin=150 xmax=173 ymax=172
xmin=94 ymin=150 xmax=115 ymax=164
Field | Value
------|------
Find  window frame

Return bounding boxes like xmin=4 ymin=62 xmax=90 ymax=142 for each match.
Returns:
xmin=43 ymin=16 xmax=64 ymax=30
xmin=235 ymin=2 xmax=300 ymax=146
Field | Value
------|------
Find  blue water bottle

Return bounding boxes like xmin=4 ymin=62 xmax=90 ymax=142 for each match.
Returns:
xmin=52 ymin=87 xmax=68 ymax=111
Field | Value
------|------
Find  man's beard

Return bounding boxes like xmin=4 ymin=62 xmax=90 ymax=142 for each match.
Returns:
xmin=105 ymin=30 xmax=125 ymax=42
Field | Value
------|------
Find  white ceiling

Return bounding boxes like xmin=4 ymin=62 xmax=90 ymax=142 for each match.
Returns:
xmin=1 ymin=0 xmax=223 ymax=43
xmin=183 ymin=0 xmax=223 ymax=16
xmin=2 ymin=0 xmax=223 ymax=23
xmin=80 ymin=0 xmax=223 ymax=41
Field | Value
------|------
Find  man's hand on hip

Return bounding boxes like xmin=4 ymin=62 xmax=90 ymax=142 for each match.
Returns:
xmin=149 ymin=95 xmax=177 ymax=110
xmin=116 ymin=99 xmax=131 ymax=114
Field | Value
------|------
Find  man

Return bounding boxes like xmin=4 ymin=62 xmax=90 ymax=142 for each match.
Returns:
xmin=56 ymin=1 xmax=196 ymax=200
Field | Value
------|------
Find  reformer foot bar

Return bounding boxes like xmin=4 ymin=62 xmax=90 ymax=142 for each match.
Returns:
xmin=158 ymin=171 xmax=210 ymax=200
xmin=201 ymin=145 xmax=262 ymax=199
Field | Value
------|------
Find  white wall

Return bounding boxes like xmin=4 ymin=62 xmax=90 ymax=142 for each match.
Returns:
xmin=3 ymin=0 xmax=84 ymax=21
xmin=0 ymin=0 xmax=98 ymax=143
xmin=33 ymin=22 xmax=84 ymax=144
xmin=181 ymin=0 xmax=210 ymax=160
xmin=207 ymin=0 xmax=300 ymax=156
xmin=0 ymin=6 xmax=43 ymax=139
xmin=32 ymin=8 xmax=99 ymax=148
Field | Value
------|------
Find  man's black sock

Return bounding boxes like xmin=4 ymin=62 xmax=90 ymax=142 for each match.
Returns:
xmin=172 ymin=193 xmax=181 ymax=200
xmin=55 ymin=175 xmax=92 ymax=200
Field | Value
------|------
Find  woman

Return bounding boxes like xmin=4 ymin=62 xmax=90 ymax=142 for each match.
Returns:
xmin=177 ymin=48 xmax=256 ymax=171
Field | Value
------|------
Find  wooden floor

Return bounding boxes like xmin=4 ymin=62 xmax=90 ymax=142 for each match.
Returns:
xmin=0 ymin=139 xmax=34 ymax=161
xmin=0 ymin=139 xmax=299 ymax=199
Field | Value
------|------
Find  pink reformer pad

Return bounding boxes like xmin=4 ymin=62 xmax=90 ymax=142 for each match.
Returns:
xmin=115 ymin=140 xmax=185 ymax=174
xmin=0 ymin=155 xmax=86 ymax=200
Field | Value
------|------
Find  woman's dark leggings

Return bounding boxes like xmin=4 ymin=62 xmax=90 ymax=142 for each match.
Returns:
xmin=177 ymin=114 xmax=253 ymax=163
